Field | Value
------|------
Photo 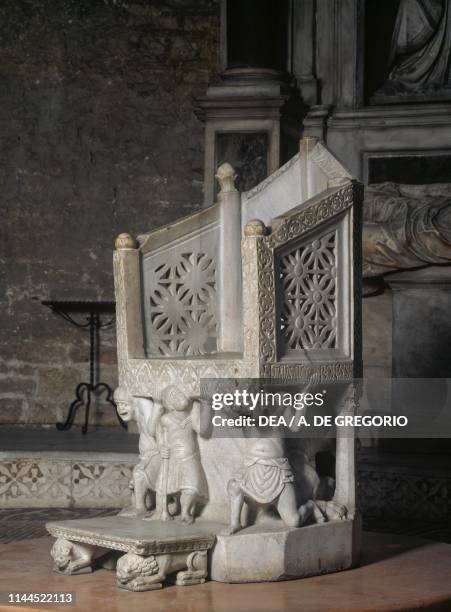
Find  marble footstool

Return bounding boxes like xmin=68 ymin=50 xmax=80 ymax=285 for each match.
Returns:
xmin=46 ymin=516 xmax=219 ymax=591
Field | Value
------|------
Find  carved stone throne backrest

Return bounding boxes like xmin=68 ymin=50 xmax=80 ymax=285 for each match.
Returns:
xmin=113 ymin=138 xmax=361 ymax=388
xmin=275 ymin=205 xmax=351 ymax=361
xmin=116 ymin=161 xmax=243 ymax=363
xmin=241 ymin=180 xmax=362 ymax=381
xmin=140 ymin=209 xmax=220 ymax=357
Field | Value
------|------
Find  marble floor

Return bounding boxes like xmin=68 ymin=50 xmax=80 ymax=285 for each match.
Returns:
xmin=1 ymin=532 xmax=451 ymax=612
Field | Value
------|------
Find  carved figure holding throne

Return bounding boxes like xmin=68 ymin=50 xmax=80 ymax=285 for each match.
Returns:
xmin=148 ymin=385 xmax=208 ymax=524
xmin=226 ymin=433 xmax=347 ymax=535
xmin=114 ymin=387 xmax=161 ymax=517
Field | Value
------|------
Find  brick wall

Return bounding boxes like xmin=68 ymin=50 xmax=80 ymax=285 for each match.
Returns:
xmin=0 ymin=0 xmax=219 ymax=426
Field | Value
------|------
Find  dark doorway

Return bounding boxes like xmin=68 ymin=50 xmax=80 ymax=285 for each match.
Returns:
xmin=226 ymin=0 xmax=289 ymax=72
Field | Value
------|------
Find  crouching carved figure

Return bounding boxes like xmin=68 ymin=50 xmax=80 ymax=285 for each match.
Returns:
xmin=116 ymin=550 xmax=208 ymax=591
xmin=226 ymin=436 xmax=347 ymax=534
xmin=51 ymin=538 xmax=117 ymax=574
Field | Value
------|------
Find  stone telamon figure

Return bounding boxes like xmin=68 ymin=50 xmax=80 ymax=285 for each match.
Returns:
xmin=224 ymin=384 xmax=347 ymax=535
xmin=147 ymin=385 xmax=208 ymax=524
xmin=114 ymin=387 xmax=161 ymax=517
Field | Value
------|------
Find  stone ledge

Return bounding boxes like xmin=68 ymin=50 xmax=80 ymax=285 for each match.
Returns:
xmin=46 ymin=516 xmax=219 ymax=555
xmin=45 ymin=516 xmax=359 ymax=584
xmin=211 ymin=518 xmax=359 ymax=583
xmin=0 ymin=454 xmax=136 ymax=509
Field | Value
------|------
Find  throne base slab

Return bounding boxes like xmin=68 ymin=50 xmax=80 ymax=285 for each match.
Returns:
xmin=46 ymin=516 xmax=218 ymax=591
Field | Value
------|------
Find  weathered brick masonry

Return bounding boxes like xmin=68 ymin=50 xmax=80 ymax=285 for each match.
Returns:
xmin=0 ymin=0 xmax=219 ymax=425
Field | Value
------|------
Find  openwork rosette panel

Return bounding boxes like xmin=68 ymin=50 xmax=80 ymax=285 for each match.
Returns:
xmin=142 ymin=232 xmax=219 ymax=357
xmin=279 ymin=231 xmax=337 ymax=351
xmin=254 ymin=181 xmax=363 ymax=371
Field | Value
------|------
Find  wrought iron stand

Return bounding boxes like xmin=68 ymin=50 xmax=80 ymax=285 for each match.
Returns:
xmin=42 ymin=300 xmax=127 ymax=434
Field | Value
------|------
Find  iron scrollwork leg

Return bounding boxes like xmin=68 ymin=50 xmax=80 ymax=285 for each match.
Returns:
xmin=56 ymin=307 xmax=127 ymax=434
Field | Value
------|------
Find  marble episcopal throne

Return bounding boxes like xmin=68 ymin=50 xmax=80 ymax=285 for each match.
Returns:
xmin=47 ymin=138 xmax=363 ymax=589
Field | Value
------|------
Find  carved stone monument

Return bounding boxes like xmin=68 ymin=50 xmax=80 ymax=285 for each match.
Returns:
xmin=363 ymin=182 xmax=451 ymax=278
xmin=374 ymin=0 xmax=451 ymax=102
xmin=47 ymin=137 xmax=363 ymax=590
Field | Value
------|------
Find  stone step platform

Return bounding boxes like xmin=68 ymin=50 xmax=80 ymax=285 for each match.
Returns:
xmin=46 ymin=516 xmax=220 ymax=555
xmin=212 ymin=518 xmax=358 ymax=583
xmin=46 ymin=516 xmax=221 ymax=591
xmin=0 ymin=427 xmax=138 ymax=508
xmin=45 ymin=515 xmax=359 ymax=588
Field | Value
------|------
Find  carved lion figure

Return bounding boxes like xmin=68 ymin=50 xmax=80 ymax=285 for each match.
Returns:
xmin=51 ymin=538 xmax=111 ymax=574
xmin=116 ymin=550 xmax=207 ymax=591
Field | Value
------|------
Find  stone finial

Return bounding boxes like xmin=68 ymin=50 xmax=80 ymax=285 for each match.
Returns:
xmin=301 ymin=136 xmax=319 ymax=146
xmin=115 ymin=233 xmax=137 ymax=250
xmin=215 ymin=162 xmax=237 ymax=193
xmin=244 ymin=219 xmax=266 ymax=237
xmin=300 ymin=135 xmax=319 ymax=156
